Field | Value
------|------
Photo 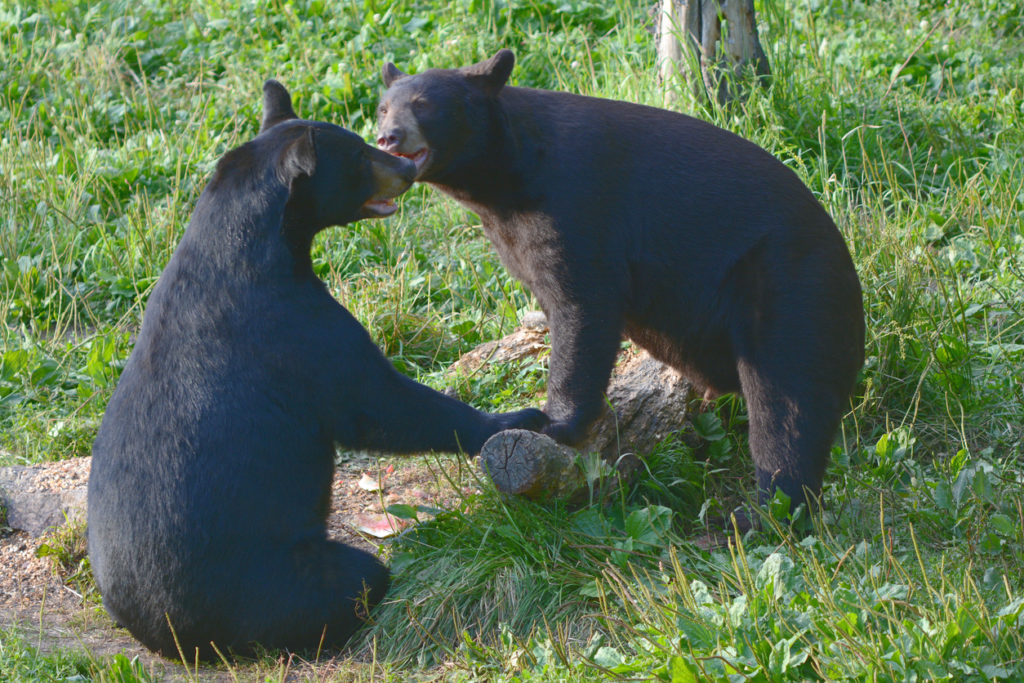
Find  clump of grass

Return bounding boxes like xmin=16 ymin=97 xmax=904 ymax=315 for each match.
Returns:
xmin=590 ymin=497 xmax=1024 ymax=680
xmin=351 ymin=457 xmax=682 ymax=670
xmin=35 ymin=518 xmax=98 ymax=601
xmin=0 ymin=626 xmax=154 ymax=682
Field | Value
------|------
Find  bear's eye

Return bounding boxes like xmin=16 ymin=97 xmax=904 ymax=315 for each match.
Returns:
xmin=412 ymin=98 xmax=430 ymax=113
xmin=377 ymin=104 xmax=388 ymax=117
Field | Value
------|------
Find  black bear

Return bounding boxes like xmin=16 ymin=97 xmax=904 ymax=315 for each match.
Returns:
xmin=87 ymin=80 xmax=547 ymax=660
xmin=376 ymin=50 xmax=864 ymax=515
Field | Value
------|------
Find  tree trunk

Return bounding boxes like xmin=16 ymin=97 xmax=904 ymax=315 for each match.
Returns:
xmin=657 ymin=0 xmax=770 ymax=105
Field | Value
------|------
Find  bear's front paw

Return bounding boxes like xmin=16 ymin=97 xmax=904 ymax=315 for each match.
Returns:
xmin=541 ymin=419 xmax=590 ymax=446
xmin=495 ymin=408 xmax=549 ymax=433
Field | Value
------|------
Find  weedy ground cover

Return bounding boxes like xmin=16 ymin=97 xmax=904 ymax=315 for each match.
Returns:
xmin=1 ymin=0 xmax=1023 ymax=680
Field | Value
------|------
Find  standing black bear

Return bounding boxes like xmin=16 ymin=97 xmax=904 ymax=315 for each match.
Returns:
xmin=376 ymin=50 xmax=864 ymax=514
xmin=87 ymin=80 xmax=547 ymax=660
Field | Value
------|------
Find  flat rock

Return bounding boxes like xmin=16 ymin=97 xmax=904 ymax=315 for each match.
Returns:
xmin=0 ymin=458 xmax=90 ymax=537
xmin=579 ymin=346 xmax=695 ymax=460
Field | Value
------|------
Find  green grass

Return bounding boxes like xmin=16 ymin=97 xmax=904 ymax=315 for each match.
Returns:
xmin=2 ymin=0 xmax=1024 ymax=679
xmin=0 ymin=627 xmax=153 ymax=682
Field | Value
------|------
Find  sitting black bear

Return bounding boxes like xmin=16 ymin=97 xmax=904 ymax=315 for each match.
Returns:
xmin=87 ymin=80 xmax=547 ymax=660
xmin=376 ymin=50 xmax=864 ymax=515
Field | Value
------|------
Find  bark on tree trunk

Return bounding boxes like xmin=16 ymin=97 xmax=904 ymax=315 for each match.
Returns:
xmin=657 ymin=0 xmax=770 ymax=105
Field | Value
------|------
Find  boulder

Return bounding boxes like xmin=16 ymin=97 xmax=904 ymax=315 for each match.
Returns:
xmin=0 ymin=459 xmax=90 ymax=537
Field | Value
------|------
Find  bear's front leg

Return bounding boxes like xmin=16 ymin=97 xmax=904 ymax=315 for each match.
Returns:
xmin=540 ymin=302 xmax=625 ymax=446
xmin=343 ymin=349 xmax=548 ymax=455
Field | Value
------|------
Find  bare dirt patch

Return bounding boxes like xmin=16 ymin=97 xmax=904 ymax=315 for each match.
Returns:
xmin=0 ymin=453 xmax=479 ymax=679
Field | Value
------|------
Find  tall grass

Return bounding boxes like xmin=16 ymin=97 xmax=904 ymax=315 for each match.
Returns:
xmin=2 ymin=0 xmax=1023 ymax=679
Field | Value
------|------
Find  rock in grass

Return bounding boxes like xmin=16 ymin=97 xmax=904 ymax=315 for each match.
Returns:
xmin=0 ymin=460 xmax=89 ymax=537
xmin=577 ymin=346 xmax=696 ymax=461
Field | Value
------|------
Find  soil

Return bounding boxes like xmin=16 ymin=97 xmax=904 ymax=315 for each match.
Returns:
xmin=0 ymin=453 xmax=478 ymax=680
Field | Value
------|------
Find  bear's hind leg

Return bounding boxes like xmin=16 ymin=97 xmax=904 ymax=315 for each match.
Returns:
xmin=726 ymin=240 xmax=862 ymax=517
xmin=736 ymin=353 xmax=849 ymax=514
xmin=151 ymin=540 xmax=387 ymax=659
xmin=249 ymin=539 xmax=390 ymax=653
xmin=171 ymin=540 xmax=390 ymax=659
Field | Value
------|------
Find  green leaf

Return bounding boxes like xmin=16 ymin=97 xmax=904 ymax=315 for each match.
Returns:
xmin=389 ymin=551 xmax=416 ymax=575
xmin=624 ymin=505 xmax=673 ymax=545
xmin=989 ymin=513 xmax=1015 ymax=536
xmin=768 ymin=488 xmax=792 ymax=521
xmin=981 ymin=665 xmax=1013 ymax=678
xmin=996 ymin=596 xmax=1024 ymax=624
xmin=385 ymin=503 xmax=419 ymax=520
xmin=403 ymin=16 xmax=430 ymax=33
xmin=593 ymin=646 xmax=623 ymax=668
xmin=30 ymin=359 xmax=60 ymax=387
xmin=669 ymin=655 xmax=699 ymax=683
xmin=755 ymin=552 xmax=795 ymax=599
xmin=692 ymin=413 xmax=726 ymax=441
xmin=571 ymin=508 xmax=606 ymax=537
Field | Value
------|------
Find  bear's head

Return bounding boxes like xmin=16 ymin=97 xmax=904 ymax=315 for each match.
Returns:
xmin=376 ymin=50 xmax=515 ymax=182
xmin=257 ymin=80 xmax=417 ymax=232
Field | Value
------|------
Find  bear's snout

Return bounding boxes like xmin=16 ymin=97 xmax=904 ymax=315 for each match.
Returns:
xmin=377 ymin=128 xmax=403 ymax=151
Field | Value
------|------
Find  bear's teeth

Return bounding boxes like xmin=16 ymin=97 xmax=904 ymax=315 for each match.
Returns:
xmin=403 ymin=148 xmax=429 ymax=169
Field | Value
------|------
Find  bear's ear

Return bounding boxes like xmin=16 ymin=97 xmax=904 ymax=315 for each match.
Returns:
xmin=276 ymin=127 xmax=317 ymax=187
xmin=462 ymin=49 xmax=515 ymax=97
xmin=261 ymin=79 xmax=299 ymax=133
xmin=382 ymin=62 xmax=407 ymax=87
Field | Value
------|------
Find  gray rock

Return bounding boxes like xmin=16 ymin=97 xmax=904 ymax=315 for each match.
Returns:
xmin=0 ymin=462 xmax=89 ymax=537
xmin=579 ymin=346 xmax=696 ymax=460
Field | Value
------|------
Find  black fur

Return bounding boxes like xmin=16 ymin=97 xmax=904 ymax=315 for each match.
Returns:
xmin=87 ymin=80 xmax=547 ymax=660
xmin=377 ymin=50 xmax=864 ymax=512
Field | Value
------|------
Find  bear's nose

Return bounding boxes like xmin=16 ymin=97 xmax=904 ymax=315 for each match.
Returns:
xmin=376 ymin=129 xmax=403 ymax=151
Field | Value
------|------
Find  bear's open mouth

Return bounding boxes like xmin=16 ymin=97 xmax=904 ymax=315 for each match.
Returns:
xmin=362 ymin=198 xmax=399 ymax=217
xmin=393 ymin=148 xmax=430 ymax=175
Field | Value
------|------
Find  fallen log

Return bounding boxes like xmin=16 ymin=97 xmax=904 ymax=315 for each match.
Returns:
xmin=479 ymin=429 xmax=583 ymax=500
xmin=479 ymin=429 xmax=640 ymax=505
xmin=454 ymin=313 xmax=699 ymax=502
